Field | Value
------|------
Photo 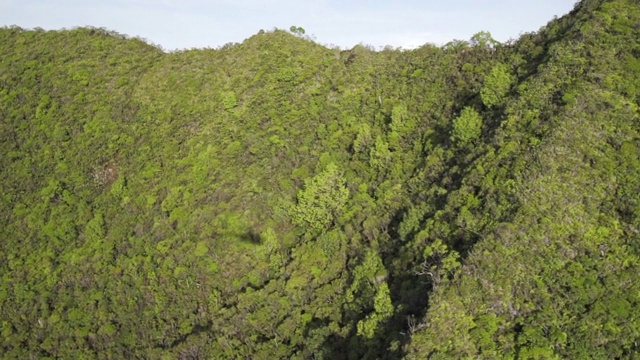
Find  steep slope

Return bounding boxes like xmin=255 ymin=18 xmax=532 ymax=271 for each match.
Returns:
xmin=406 ymin=0 xmax=640 ymax=358
xmin=0 ymin=26 xmax=466 ymax=358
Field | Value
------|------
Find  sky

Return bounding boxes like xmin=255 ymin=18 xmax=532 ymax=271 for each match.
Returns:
xmin=1 ymin=0 xmax=578 ymax=51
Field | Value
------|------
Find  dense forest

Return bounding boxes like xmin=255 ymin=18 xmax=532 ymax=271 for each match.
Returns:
xmin=1 ymin=0 xmax=639 ymax=358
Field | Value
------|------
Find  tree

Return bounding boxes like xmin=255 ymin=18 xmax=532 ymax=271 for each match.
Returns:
xmin=416 ymin=238 xmax=460 ymax=288
xmin=450 ymin=107 xmax=483 ymax=146
xmin=356 ymin=283 xmax=394 ymax=339
xmin=85 ymin=212 xmax=105 ymax=243
xmin=470 ymin=31 xmax=499 ymax=49
xmin=289 ymin=26 xmax=305 ymax=36
xmin=480 ymin=63 xmax=514 ymax=108
xmin=289 ymin=163 xmax=349 ymax=233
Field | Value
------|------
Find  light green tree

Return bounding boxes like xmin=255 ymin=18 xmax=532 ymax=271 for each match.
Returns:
xmin=353 ymin=123 xmax=372 ymax=154
xmin=417 ymin=238 xmax=461 ymax=288
xmin=85 ymin=212 xmax=105 ymax=243
xmin=290 ymin=163 xmax=349 ymax=233
xmin=480 ymin=63 xmax=514 ymax=108
xmin=390 ymin=104 xmax=408 ymax=133
xmin=369 ymin=136 xmax=391 ymax=170
xmin=356 ymin=283 xmax=394 ymax=339
xmin=450 ymin=107 xmax=483 ymax=146
xmin=221 ymin=91 xmax=237 ymax=110
xmin=470 ymin=31 xmax=499 ymax=49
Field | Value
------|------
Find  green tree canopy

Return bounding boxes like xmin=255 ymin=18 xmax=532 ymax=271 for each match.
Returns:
xmin=289 ymin=163 xmax=349 ymax=233
xmin=289 ymin=26 xmax=305 ymax=36
xmin=480 ymin=63 xmax=514 ymax=108
xmin=450 ymin=107 xmax=483 ymax=146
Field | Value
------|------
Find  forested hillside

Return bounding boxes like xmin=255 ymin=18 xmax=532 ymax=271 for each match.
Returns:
xmin=1 ymin=0 xmax=639 ymax=358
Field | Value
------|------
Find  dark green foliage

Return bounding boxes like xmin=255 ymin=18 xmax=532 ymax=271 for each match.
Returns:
xmin=290 ymin=26 xmax=306 ymax=36
xmin=1 ymin=1 xmax=640 ymax=358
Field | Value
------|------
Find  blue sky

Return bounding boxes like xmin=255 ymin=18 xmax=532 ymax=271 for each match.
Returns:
xmin=1 ymin=0 xmax=577 ymax=50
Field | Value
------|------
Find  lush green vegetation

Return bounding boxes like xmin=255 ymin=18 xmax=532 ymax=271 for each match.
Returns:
xmin=1 ymin=0 xmax=639 ymax=358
